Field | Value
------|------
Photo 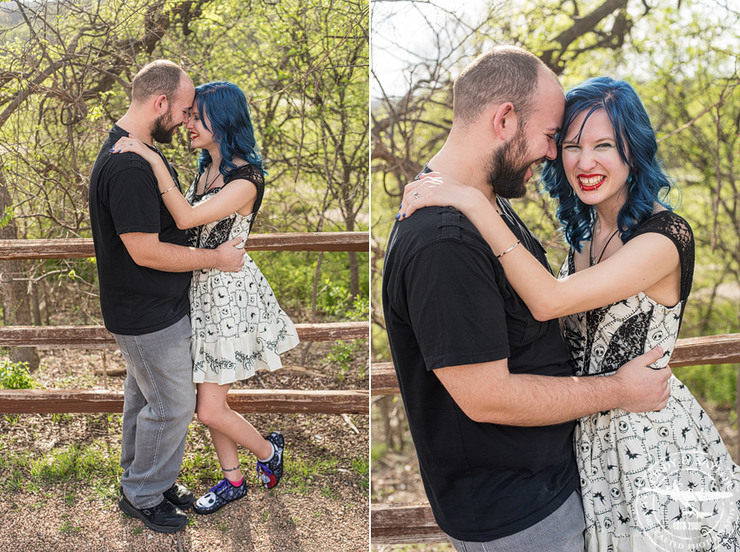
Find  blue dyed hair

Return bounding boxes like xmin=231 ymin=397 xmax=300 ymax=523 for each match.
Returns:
xmin=541 ymin=77 xmax=673 ymax=252
xmin=193 ymin=81 xmax=265 ymax=177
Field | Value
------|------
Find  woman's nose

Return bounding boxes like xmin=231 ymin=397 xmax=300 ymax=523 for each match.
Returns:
xmin=576 ymin=149 xmax=597 ymax=171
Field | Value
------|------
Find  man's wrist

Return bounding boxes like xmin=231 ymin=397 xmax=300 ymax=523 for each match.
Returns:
xmin=206 ymin=247 xmax=222 ymax=270
xmin=599 ymin=372 xmax=624 ymax=410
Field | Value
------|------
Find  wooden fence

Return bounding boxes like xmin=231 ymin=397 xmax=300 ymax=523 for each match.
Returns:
xmin=370 ymin=332 xmax=740 ymax=545
xmin=0 ymin=233 xmax=369 ymax=415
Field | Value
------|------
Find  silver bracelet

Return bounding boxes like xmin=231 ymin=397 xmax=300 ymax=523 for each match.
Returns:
xmin=496 ymin=240 xmax=520 ymax=259
xmin=161 ymin=184 xmax=177 ymax=195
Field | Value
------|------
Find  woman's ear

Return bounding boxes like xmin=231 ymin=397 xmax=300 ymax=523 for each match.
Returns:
xmin=492 ymin=102 xmax=519 ymax=141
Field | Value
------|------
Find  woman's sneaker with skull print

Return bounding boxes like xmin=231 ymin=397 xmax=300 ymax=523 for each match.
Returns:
xmin=193 ymin=478 xmax=247 ymax=515
xmin=256 ymin=432 xmax=284 ymax=489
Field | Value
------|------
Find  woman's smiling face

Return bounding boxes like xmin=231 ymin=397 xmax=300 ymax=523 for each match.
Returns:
xmin=185 ymin=102 xmax=215 ymax=150
xmin=561 ymin=108 xmax=631 ymax=210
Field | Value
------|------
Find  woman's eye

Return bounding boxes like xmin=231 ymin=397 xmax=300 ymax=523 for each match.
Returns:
xmin=563 ymin=145 xmax=580 ymax=152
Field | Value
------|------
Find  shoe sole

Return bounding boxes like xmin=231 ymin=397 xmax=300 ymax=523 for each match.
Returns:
xmin=118 ymin=497 xmax=188 ymax=533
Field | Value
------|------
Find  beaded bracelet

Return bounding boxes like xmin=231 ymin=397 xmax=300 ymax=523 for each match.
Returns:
xmin=496 ymin=240 xmax=520 ymax=259
xmin=161 ymin=184 xmax=177 ymax=195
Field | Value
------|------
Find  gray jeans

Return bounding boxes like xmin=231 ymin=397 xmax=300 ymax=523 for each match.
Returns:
xmin=447 ymin=490 xmax=586 ymax=552
xmin=114 ymin=315 xmax=196 ymax=509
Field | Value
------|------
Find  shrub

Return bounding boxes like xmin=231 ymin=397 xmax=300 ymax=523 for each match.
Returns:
xmin=0 ymin=359 xmax=36 ymax=389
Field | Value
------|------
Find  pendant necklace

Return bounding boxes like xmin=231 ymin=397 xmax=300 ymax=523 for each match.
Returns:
xmin=590 ymin=225 xmax=619 ymax=266
xmin=203 ymin=164 xmax=220 ymax=193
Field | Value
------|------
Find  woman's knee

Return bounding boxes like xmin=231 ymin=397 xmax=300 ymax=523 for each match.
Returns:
xmin=196 ymin=397 xmax=227 ymax=428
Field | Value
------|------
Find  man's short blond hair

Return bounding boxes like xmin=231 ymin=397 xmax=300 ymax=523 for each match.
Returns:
xmin=131 ymin=60 xmax=186 ymax=103
xmin=453 ymin=46 xmax=553 ymax=127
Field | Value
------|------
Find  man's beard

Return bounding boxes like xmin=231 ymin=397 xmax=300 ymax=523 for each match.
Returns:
xmin=486 ymin=128 xmax=532 ymax=199
xmin=151 ymin=110 xmax=178 ymax=144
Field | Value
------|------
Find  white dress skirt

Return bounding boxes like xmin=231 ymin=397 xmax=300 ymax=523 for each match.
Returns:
xmin=186 ymin=166 xmax=299 ymax=385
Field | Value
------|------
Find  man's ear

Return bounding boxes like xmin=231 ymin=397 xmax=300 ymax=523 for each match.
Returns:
xmin=492 ymin=102 xmax=519 ymax=141
xmin=153 ymin=94 xmax=169 ymax=115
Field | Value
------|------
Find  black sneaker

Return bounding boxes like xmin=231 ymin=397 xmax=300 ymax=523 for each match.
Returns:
xmin=119 ymin=483 xmax=194 ymax=511
xmin=118 ymin=494 xmax=188 ymax=533
xmin=193 ymin=478 xmax=248 ymax=515
xmin=256 ymin=431 xmax=285 ymax=489
xmin=163 ymin=482 xmax=195 ymax=510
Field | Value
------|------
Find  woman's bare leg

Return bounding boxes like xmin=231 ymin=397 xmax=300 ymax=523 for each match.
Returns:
xmin=196 ymin=382 xmax=273 ymax=481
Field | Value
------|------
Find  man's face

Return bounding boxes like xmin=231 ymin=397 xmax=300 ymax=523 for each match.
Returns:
xmin=151 ymin=109 xmax=178 ymax=144
xmin=151 ymin=76 xmax=196 ymax=144
xmin=487 ymin=75 xmax=565 ymax=199
xmin=485 ymin=125 xmax=530 ymax=199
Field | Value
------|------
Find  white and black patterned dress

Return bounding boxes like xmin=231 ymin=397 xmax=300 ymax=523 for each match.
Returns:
xmin=186 ymin=164 xmax=299 ymax=385
xmin=560 ymin=211 xmax=740 ymax=551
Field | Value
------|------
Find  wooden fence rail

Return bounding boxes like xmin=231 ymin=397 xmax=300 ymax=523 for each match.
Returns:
xmin=370 ymin=331 xmax=740 ymax=545
xmin=0 ymin=232 xmax=368 ymax=260
xmin=0 ymin=322 xmax=368 ymax=348
xmin=0 ymin=232 xmax=370 ymax=416
xmin=0 ymin=389 xmax=368 ymax=415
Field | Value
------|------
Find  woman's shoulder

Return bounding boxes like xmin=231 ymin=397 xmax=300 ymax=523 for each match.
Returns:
xmin=637 ymin=209 xmax=692 ymax=236
xmin=225 ymin=162 xmax=264 ymax=186
xmin=631 ymin=208 xmax=694 ymax=255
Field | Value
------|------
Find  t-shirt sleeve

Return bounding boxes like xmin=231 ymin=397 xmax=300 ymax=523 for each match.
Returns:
xmin=108 ymin=159 xmax=163 ymax=236
xmin=404 ymin=239 xmax=510 ymax=371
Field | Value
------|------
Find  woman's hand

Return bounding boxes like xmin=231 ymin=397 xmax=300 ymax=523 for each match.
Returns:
xmin=397 ymin=171 xmax=483 ymax=220
xmin=110 ymin=135 xmax=159 ymax=166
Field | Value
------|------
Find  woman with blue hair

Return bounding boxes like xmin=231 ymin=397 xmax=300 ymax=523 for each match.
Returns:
xmin=113 ymin=81 xmax=299 ymax=515
xmin=400 ymin=77 xmax=740 ymax=550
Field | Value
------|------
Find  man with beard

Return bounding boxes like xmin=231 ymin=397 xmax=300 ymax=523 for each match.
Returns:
xmin=382 ymin=46 xmax=670 ymax=551
xmin=89 ymin=60 xmax=245 ymax=533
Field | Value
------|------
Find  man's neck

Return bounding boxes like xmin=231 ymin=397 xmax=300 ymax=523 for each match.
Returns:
xmin=427 ymin=144 xmax=498 ymax=209
xmin=116 ymin=113 xmax=154 ymax=146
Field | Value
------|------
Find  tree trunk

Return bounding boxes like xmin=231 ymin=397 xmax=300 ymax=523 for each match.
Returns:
xmin=0 ymin=168 xmax=39 ymax=371
xmin=348 ymin=250 xmax=360 ymax=299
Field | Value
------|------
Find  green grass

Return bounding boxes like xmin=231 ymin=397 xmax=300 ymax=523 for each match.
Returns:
xmin=26 ymin=442 xmax=121 ymax=501
xmin=282 ymin=451 xmax=340 ymax=495
xmin=180 ymin=448 xmax=221 ymax=489
xmin=320 ymin=486 xmax=336 ymax=499
xmin=58 ymin=520 xmax=83 ymax=534
xmin=0 ymin=413 xmax=368 ymax=511
xmin=351 ymin=455 xmax=369 ymax=491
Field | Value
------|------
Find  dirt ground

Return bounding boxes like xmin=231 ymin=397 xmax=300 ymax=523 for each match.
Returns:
xmin=0 ymin=344 xmax=369 ymax=552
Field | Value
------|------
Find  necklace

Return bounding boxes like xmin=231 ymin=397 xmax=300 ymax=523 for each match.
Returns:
xmin=202 ymin=164 xmax=220 ymax=193
xmin=589 ymin=225 xmax=619 ymax=266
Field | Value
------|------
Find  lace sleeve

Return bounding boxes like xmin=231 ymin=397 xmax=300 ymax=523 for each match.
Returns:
xmin=224 ymin=164 xmax=265 ymax=217
xmin=629 ymin=211 xmax=695 ymax=301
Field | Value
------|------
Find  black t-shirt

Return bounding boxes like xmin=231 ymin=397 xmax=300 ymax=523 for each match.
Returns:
xmin=89 ymin=125 xmax=191 ymax=335
xmin=382 ymin=200 xmax=579 ymax=542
